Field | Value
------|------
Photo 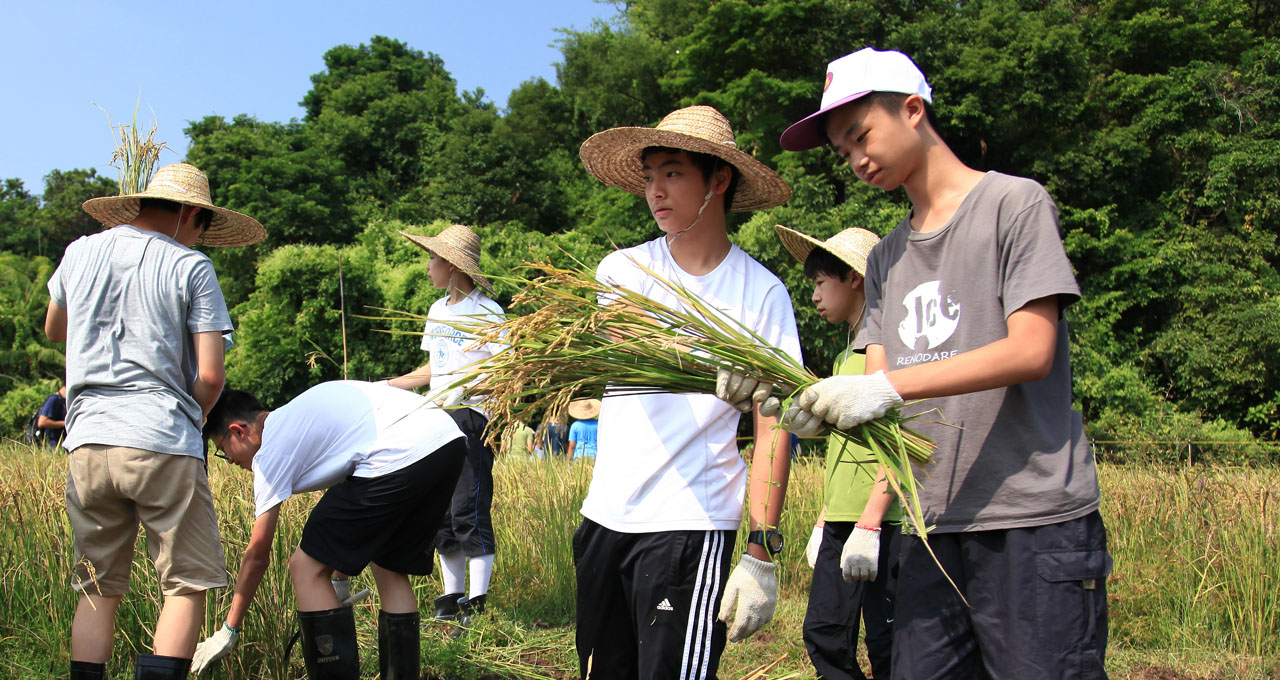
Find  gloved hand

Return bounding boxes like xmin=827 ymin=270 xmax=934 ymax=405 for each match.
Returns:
xmin=190 ymin=623 xmax=238 ymax=673
xmin=433 ymin=386 xmax=465 ymax=408
xmin=331 ymin=577 xmax=371 ymax=607
xmin=787 ymin=371 xmax=904 ymax=433
xmin=716 ymin=554 xmax=778 ymax=642
xmin=714 ymin=368 xmax=773 ymax=413
xmin=805 ymin=525 xmax=824 ymax=569
xmin=841 ymin=525 xmax=881 ymax=582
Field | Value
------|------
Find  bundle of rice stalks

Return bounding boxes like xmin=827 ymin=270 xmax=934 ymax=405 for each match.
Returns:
xmin=371 ymin=260 xmax=936 ymax=539
xmin=95 ymin=98 xmax=167 ymax=193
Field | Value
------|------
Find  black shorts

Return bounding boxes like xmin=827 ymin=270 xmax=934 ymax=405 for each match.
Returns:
xmin=892 ymin=510 xmax=1111 ymax=680
xmin=299 ymin=437 xmax=466 ymax=576
xmin=804 ymin=521 xmax=899 ymax=680
xmin=573 ymin=518 xmax=735 ymax=680
xmin=435 ymin=408 xmax=497 ymax=557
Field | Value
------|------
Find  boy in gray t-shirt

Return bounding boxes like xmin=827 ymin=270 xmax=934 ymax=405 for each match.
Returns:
xmin=45 ymin=163 xmax=264 ymax=680
xmin=765 ymin=49 xmax=1111 ymax=678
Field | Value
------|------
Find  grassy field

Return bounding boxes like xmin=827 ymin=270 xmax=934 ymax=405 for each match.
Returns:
xmin=0 ymin=442 xmax=1276 ymax=679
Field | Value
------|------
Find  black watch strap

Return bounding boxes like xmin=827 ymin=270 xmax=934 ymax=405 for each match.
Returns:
xmin=747 ymin=529 xmax=784 ymax=555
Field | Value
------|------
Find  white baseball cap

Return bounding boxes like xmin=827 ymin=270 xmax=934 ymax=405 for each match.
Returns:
xmin=780 ymin=47 xmax=933 ymax=152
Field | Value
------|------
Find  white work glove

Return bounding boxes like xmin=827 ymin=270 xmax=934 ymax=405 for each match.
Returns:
xmin=714 ymin=368 xmax=776 ymax=414
xmin=190 ymin=623 xmax=238 ymax=673
xmin=785 ymin=371 xmax=904 ymax=435
xmin=805 ymin=525 xmax=823 ymax=569
xmin=433 ymin=386 xmax=465 ymax=408
xmin=331 ymin=577 xmax=371 ymax=607
xmin=841 ymin=526 xmax=881 ymax=582
xmin=716 ymin=554 xmax=778 ymax=642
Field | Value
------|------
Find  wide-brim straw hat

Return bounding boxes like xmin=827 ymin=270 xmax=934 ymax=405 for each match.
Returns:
xmin=399 ymin=224 xmax=496 ymax=297
xmin=81 ymin=163 xmax=265 ymax=248
xmin=579 ymin=105 xmax=792 ymax=212
xmin=568 ymin=398 xmax=601 ymax=420
xmin=774 ymin=225 xmax=880 ymax=277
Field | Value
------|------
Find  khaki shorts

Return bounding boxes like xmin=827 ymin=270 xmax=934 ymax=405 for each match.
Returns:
xmin=66 ymin=444 xmax=227 ymax=597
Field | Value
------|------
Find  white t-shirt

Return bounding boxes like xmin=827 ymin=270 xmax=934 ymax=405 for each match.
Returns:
xmin=420 ymin=290 xmax=505 ymax=412
xmin=251 ymin=380 xmax=463 ymax=516
xmin=581 ymin=237 xmax=802 ymax=532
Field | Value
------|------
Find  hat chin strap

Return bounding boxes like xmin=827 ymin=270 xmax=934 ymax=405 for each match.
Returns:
xmin=666 ymin=186 xmax=716 ymax=244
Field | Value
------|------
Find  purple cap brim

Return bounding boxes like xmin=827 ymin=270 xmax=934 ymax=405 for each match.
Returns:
xmin=779 ymin=89 xmax=872 ymax=152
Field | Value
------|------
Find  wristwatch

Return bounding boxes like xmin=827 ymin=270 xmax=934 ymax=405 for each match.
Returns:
xmin=747 ymin=529 xmax=785 ymax=556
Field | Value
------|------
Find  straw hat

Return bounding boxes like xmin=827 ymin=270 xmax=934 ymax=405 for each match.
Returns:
xmin=579 ymin=105 xmax=792 ymax=212
xmin=568 ymin=398 xmax=601 ymax=420
xmin=774 ymin=225 xmax=880 ymax=277
xmin=81 ymin=163 xmax=265 ymax=247
xmin=399 ymin=224 xmax=495 ymax=297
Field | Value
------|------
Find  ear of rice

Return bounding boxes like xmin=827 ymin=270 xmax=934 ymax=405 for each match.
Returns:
xmin=95 ymin=97 xmax=167 ymax=194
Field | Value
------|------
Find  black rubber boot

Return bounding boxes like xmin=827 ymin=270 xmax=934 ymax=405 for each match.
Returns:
xmin=450 ymin=594 xmax=487 ymax=638
xmin=70 ymin=661 xmax=107 ymax=680
xmin=378 ymin=610 xmax=421 ymax=680
xmin=432 ymin=592 xmax=463 ymax=620
xmin=298 ymin=607 xmax=359 ymax=679
xmin=133 ymin=654 xmax=188 ymax=680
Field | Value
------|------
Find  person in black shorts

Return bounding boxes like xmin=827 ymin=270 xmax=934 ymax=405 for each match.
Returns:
xmin=190 ymin=380 xmax=466 ymax=679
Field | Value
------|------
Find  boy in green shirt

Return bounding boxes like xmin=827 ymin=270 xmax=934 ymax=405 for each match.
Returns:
xmin=775 ymin=224 xmax=896 ymax=680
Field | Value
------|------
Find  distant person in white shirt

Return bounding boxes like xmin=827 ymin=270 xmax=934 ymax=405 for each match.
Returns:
xmin=189 ymin=381 xmax=466 ymax=678
xmin=389 ymin=224 xmax=504 ymax=628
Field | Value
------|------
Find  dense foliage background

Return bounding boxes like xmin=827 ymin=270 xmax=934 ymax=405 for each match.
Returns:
xmin=2 ymin=0 xmax=1277 ymax=461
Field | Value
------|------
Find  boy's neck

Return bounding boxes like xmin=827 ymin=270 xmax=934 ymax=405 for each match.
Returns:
xmin=664 ymin=217 xmax=732 ymax=276
xmin=447 ymin=284 xmax=474 ymax=305
xmin=901 ymin=137 xmax=987 ymax=233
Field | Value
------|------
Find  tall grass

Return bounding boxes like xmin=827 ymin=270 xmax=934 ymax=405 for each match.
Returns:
xmin=1 ymin=441 xmax=1276 ymax=679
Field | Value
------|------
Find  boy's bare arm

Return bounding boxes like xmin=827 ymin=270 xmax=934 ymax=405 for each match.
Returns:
xmin=876 ymin=295 xmax=1060 ymax=400
xmin=388 ymin=363 xmax=432 ymax=390
xmin=44 ymin=301 xmax=67 ymax=343
xmin=225 ymin=505 xmax=281 ymax=630
xmin=856 ymin=466 xmax=895 ymax=528
xmin=746 ymin=406 xmax=792 ymax=562
xmin=193 ymin=331 xmax=227 ymax=418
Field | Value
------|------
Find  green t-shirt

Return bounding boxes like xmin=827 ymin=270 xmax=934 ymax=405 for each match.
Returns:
xmin=823 ymin=347 xmax=902 ymax=522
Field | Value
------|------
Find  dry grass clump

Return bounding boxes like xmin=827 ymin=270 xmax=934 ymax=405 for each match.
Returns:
xmin=95 ymin=98 xmax=167 ymax=194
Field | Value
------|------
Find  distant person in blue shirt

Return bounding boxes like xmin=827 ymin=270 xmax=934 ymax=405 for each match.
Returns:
xmin=37 ymin=385 xmax=68 ymax=448
xmin=540 ymin=414 xmax=569 ymax=459
xmin=566 ymin=399 xmax=600 ymax=461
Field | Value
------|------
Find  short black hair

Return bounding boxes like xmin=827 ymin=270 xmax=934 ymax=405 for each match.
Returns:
xmin=139 ymin=197 xmax=214 ymax=230
xmin=640 ymin=146 xmax=740 ymax=211
xmin=203 ymin=389 xmax=266 ymax=441
xmin=803 ymin=247 xmax=854 ymax=281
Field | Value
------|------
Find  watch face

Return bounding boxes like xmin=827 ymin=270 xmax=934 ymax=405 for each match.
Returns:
xmin=766 ymin=530 xmax=784 ymax=553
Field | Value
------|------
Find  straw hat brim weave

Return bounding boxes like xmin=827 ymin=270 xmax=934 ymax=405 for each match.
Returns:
xmin=568 ymin=398 xmax=601 ymax=420
xmin=399 ymin=230 xmax=496 ymax=297
xmin=774 ymin=225 xmax=880 ymax=278
xmin=82 ymin=191 xmax=265 ymax=248
xmin=579 ymin=128 xmax=792 ymax=212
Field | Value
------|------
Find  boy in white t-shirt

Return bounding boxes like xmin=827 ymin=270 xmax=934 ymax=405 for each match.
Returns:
xmin=389 ymin=223 xmax=505 ymax=627
xmin=574 ymin=105 xmax=802 ymax=679
xmin=190 ymin=381 xmax=466 ymax=678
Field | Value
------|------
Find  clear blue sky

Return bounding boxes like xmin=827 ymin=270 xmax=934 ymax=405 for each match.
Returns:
xmin=2 ymin=0 xmax=620 ymax=195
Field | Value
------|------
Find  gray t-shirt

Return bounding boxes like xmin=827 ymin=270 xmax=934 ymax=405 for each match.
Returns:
xmin=48 ymin=225 xmax=233 ymax=458
xmin=856 ymin=172 xmax=1099 ymax=532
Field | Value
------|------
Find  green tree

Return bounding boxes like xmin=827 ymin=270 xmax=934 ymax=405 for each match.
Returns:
xmin=0 ymin=179 xmax=42 ymax=256
xmin=39 ymin=169 xmax=118 ymax=260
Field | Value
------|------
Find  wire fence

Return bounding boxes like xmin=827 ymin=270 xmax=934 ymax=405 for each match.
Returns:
xmin=1090 ymin=438 xmax=1280 ymax=466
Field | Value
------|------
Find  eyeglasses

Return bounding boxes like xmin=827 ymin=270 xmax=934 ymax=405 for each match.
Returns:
xmin=211 ymin=437 xmax=229 ymax=461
